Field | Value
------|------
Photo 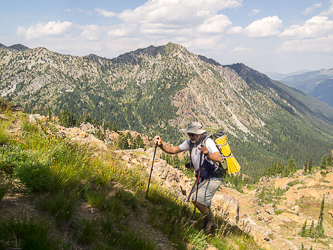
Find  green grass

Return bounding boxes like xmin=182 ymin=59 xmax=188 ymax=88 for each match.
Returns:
xmin=0 ymin=216 xmax=61 ymax=250
xmin=36 ymin=190 xmax=78 ymax=224
xmin=0 ymin=112 xmax=264 ymax=250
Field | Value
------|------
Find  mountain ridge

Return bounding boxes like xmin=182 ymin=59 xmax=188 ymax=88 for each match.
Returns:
xmin=1 ymin=42 xmax=333 ymax=176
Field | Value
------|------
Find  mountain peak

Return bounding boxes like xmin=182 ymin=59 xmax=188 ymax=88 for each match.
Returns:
xmin=0 ymin=43 xmax=29 ymax=51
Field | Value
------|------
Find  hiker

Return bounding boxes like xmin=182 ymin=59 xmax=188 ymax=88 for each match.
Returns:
xmin=154 ymin=121 xmax=223 ymax=233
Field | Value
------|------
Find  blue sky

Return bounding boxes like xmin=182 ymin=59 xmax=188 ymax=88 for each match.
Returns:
xmin=1 ymin=0 xmax=333 ymax=74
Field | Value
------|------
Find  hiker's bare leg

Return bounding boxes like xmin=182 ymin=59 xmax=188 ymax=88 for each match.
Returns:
xmin=192 ymin=200 xmax=216 ymax=233
xmin=192 ymin=199 xmax=208 ymax=214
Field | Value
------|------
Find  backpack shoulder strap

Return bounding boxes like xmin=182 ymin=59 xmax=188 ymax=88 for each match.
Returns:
xmin=189 ymin=141 xmax=194 ymax=169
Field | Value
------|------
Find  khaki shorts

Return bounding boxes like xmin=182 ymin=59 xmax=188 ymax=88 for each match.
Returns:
xmin=192 ymin=178 xmax=222 ymax=207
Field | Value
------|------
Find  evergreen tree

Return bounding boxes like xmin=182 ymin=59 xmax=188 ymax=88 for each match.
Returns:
xmin=327 ymin=154 xmax=332 ymax=167
xmin=308 ymin=157 xmax=313 ymax=173
xmin=58 ymin=109 xmax=76 ymax=128
xmin=320 ymin=154 xmax=327 ymax=170
xmin=276 ymin=159 xmax=284 ymax=176
xmin=135 ymin=134 xmax=144 ymax=149
xmin=117 ymin=133 xmax=129 ymax=149
xmin=288 ymin=156 xmax=297 ymax=173
xmin=300 ymin=220 xmax=307 ymax=237
xmin=316 ymin=195 xmax=325 ymax=237
xmin=111 ymin=122 xmax=117 ymax=132
xmin=309 ymin=220 xmax=315 ymax=238
xmin=301 ymin=243 xmax=304 ymax=250
xmin=303 ymin=160 xmax=308 ymax=174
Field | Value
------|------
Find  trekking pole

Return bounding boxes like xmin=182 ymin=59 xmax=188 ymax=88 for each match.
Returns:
xmin=146 ymin=142 xmax=158 ymax=199
xmin=192 ymin=150 xmax=203 ymax=220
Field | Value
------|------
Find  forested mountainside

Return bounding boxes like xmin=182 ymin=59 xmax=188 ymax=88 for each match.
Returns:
xmin=280 ymin=68 xmax=333 ymax=107
xmin=1 ymin=42 xmax=333 ymax=177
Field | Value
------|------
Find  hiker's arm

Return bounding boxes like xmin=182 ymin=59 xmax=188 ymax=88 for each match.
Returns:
xmin=154 ymin=136 xmax=182 ymax=154
xmin=199 ymin=147 xmax=222 ymax=163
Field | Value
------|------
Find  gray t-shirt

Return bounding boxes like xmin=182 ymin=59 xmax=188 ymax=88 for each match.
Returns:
xmin=179 ymin=138 xmax=219 ymax=171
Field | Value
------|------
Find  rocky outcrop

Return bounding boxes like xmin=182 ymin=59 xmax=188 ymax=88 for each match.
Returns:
xmin=212 ymin=194 xmax=239 ymax=226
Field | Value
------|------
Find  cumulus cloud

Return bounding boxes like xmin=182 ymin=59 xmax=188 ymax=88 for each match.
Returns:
xmin=280 ymin=35 xmax=333 ymax=52
xmin=118 ymin=0 xmax=241 ymax=36
xmin=248 ymin=9 xmax=260 ymax=17
xmin=245 ymin=16 xmax=282 ymax=37
xmin=79 ymin=25 xmax=104 ymax=41
xmin=320 ymin=0 xmax=333 ymax=16
xmin=17 ymin=21 xmax=73 ymax=40
xmin=107 ymin=24 xmax=137 ymax=37
xmin=197 ymin=14 xmax=232 ymax=34
xmin=279 ymin=15 xmax=333 ymax=38
xmin=227 ymin=16 xmax=282 ymax=37
xmin=95 ymin=8 xmax=117 ymax=18
xmin=302 ymin=3 xmax=323 ymax=15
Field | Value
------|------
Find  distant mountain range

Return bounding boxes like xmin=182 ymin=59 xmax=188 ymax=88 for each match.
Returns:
xmin=0 ymin=43 xmax=29 ymax=51
xmin=279 ymin=69 xmax=333 ymax=107
xmin=1 ymin=42 xmax=333 ymax=176
xmin=265 ymin=70 xmax=313 ymax=81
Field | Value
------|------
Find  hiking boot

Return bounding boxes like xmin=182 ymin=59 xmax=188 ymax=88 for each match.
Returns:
xmin=204 ymin=210 xmax=217 ymax=233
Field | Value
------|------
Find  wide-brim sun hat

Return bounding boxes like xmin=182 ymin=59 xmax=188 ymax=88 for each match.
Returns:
xmin=182 ymin=121 xmax=206 ymax=134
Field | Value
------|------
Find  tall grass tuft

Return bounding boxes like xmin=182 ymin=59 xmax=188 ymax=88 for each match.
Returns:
xmin=0 ymin=216 xmax=60 ymax=250
xmin=73 ymin=218 xmax=100 ymax=245
xmin=36 ymin=191 xmax=78 ymax=224
xmin=0 ymin=125 xmax=9 ymax=146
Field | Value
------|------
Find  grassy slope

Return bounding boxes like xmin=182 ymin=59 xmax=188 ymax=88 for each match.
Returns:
xmin=0 ymin=108 xmax=262 ymax=249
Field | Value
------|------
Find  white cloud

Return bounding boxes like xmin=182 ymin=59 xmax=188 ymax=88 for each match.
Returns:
xmin=279 ymin=15 xmax=333 ymax=39
xmin=95 ymin=8 xmax=117 ymax=18
xmin=227 ymin=26 xmax=243 ymax=34
xmin=118 ymin=0 xmax=241 ymax=27
xmin=302 ymin=3 xmax=323 ymax=15
xmin=320 ymin=0 xmax=333 ymax=16
xmin=233 ymin=47 xmax=254 ymax=52
xmin=245 ymin=16 xmax=282 ymax=37
xmin=197 ymin=14 xmax=232 ymax=34
xmin=107 ymin=24 xmax=137 ymax=37
xmin=79 ymin=25 xmax=104 ymax=41
xmin=248 ymin=9 xmax=260 ymax=17
xmin=17 ymin=21 xmax=73 ymax=40
xmin=280 ymin=35 xmax=333 ymax=52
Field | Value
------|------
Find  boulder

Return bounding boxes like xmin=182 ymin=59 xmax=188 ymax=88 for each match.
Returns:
xmin=212 ymin=194 xmax=239 ymax=226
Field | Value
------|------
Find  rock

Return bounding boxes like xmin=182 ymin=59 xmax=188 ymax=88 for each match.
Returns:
xmin=256 ymin=204 xmax=274 ymax=222
xmin=212 ymin=194 xmax=239 ymax=226
xmin=239 ymin=217 xmax=271 ymax=248
xmin=80 ymin=122 xmax=96 ymax=133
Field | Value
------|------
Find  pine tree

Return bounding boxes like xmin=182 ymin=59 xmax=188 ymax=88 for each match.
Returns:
xmin=327 ymin=154 xmax=332 ymax=167
xmin=308 ymin=157 xmax=313 ymax=173
xmin=111 ymin=122 xmax=117 ymax=132
xmin=135 ymin=134 xmax=144 ymax=149
xmin=316 ymin=195 xmax=325 ymax=237
xmin=309 ymin=220 xmax=315 ymax=238
xmin=320 ymin=154 xmax=327 ymax=170
xmin=303 ymin=160 xmax=308 ymax=175
xmin=301 ymin=242 xmax=305 ymax=250
xmin=300 ymin=220 xmax=307 ymax=237
xmin=276 ymin=159 xmax=284 ymax=176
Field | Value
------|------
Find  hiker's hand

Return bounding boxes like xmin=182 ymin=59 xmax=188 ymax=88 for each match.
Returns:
xmin=154 ymin=136 xmax=162 ymax=146
xmin=199 ymin=146 xmax=209 ymax=155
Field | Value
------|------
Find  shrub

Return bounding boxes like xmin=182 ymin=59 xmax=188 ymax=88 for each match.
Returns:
xmin=14 ymin=157 xmax=53 ymax=192
xmin=0 ymin=145 xmax=28 ymax=175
